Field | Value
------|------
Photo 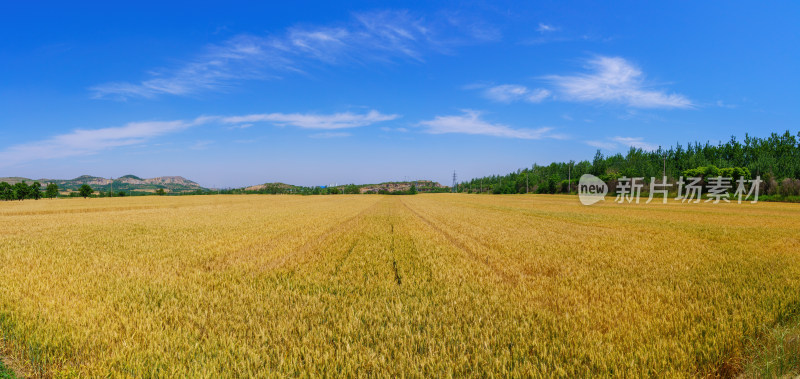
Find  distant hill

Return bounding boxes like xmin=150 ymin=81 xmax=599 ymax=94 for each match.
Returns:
xmin=242 ymin=180 xmax=448 ymax=194
xmin=0 ymin=177 xmax=32 ymax=185
xmin=351 ymin=180 xmax=447 ymax=193
xmin=244 ymin=182 xmax=303 ymax=192
xmin=0 ymin=175 xmax=206 ymax=194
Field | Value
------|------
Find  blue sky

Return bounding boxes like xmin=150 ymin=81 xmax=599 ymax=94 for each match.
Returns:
xmin=1 ymin=1 xmax=798 ymax=187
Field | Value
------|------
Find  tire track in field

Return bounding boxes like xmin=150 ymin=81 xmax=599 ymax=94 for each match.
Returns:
xmin=209 ymin=226 xmax=309 ymax=271
xmin=332 ymin=240 xmax=359 ymax=277
xmin=398 ymin=197 xmax=518 ymax=285
xmin=262 ymin=199 xmax=382 ymax=270
xmin=209 ymin=199 xmax=379 ymax=271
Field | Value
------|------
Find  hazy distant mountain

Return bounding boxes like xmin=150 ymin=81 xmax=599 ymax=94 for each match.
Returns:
xmin=0 ymin=175 xmax=206 ymax=193
xmin=353 ymin=180 xmax=447 ymax=193
xmin=243 ymin=180 xmax=448 ymax=193
xmin=244 ymin=182 xmax=303 ymax=192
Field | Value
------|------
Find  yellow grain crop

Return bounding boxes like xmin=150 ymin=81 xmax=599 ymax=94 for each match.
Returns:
xmin=1 ymin=194 xmax=798 ymax=377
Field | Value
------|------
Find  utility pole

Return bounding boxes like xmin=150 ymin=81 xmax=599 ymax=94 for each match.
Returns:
xmin=526 ymin=172 xmax=529 ymax=193
xmin=452 ymin=171 xmax=457 ymax=193
xmin=110 ymin=177 xmax=113 ymax=198
xmin=663 ymin=154 xmax=667 ymax=178
xmin=568 ymin=163 xmax=572 ymax=194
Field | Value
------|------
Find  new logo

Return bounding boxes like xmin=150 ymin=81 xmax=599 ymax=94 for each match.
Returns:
xmin=578 ymin=174 xmax=608 ymax=205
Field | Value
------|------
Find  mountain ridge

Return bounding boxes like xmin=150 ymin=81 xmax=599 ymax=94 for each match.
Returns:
xmin=0 ymin=175 xmax=205 ymax=193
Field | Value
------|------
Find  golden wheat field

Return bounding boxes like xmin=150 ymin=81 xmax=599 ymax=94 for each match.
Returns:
xmin=1 ymin=194 xmax=799 ymax=377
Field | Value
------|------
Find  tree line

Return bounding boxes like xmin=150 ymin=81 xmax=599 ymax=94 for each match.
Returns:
xmin=461 ymin=130 xmax=800 ymax=199
xmin=0 ymin=181 xmax=97 ymax=201
xmin=218 ymin=183 xmax=423 ymax=195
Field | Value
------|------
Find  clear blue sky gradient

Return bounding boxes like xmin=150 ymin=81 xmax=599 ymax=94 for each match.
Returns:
xmin=1 ymin=1 xmax=798 ymax=187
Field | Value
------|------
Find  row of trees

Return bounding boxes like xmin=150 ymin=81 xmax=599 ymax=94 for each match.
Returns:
xmin=0 ymin=181 xmax=96 ymax=201
xmin=1 ymin=181 xmax=51 ymax=200
xmin=461 ymin=130 xmax=800 ymax=196
xmin=218 ymin=183 xmax=421 ymax=195
xmin=3 ymin=179 xmax=427 ymax=200
xmin=368 ymin=184 xmax=418 ymax=195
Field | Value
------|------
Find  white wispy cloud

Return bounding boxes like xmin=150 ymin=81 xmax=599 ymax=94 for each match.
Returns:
xmin=537 ymin=23 xmax=558 ymax=33
xmin=526 ymin=88 xmax=551 ymax=103
xmin=0 ymin=118 xmax=207 ymax=167
xmin=220 ymin=110 xmax=399 ymax=130
xmin=612 ymin=136 xmax=659 ymax=150
xmin=585 ymin=136 xmax=659 ymax=151
xmin=484 ymin=84 xmax=551 ymax=103
xmin=585 ymin=140 xmax=618 ymax=150
xmin=545 ymin=56 xmax=693 ymax=108
xmin=716 ymin=100 xmax=737 ymax=109
xmin=0 ymin=109 xmax=397 ymax=167
xmin=484 ymin=84 xmax=526 ymax=102
xmin=91 ymin=10 xmax=488 ymax=99
xmin=418 ymin=110 xmax=553 ymax=139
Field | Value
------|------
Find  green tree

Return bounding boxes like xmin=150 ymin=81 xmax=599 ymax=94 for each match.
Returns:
xmin=46 ymin=183 xmax=59 ymax=199
xmin=0 ymin=182 xmax=12 ymax=201
xmin=79 ymin=184 xmax=94 ymax=198
xmin=409 ymin=183 xmax=417 ymax=195
xmin=31 ymin=181 xmax=42 ymax=200
xmin=465 ymin=129 xmax=800 ymax=198
xmin=155 ymin=188 xmax=166 ymax=196
xmin=13 ymin=182 xmax=30 ymax=200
